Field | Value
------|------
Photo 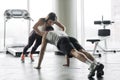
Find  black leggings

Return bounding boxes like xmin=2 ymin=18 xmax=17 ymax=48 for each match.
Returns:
xmin=23 ymin=30 xmax=42 ymax=54
xmin=23 ymin=26 xmax=54 ymax=54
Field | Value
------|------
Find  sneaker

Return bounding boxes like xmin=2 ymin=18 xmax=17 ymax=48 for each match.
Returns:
xmin=21 ymin=54 xmax=25 ymax=63
xmin=88 ymin=63 xmax=95 ymax=70
xmin=96 ymin=63 xmax=104 ymax=78
xmin=30 ymin=54 xmax=34 ymax=62
xmin=88 ymin=63 xmax=99 ymax=78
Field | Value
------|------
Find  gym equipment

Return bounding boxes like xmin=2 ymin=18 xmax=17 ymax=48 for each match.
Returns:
xmin=3 ymin=9 xmax=36 ymax=57
xmin=87 ymin=16 xmax=115 ymax=57
xmin=5 ymin=9 xmax=29 ymax=19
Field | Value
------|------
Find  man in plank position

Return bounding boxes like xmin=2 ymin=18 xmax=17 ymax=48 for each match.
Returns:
xmin=34 ymin=29 xmax=104 ymax=78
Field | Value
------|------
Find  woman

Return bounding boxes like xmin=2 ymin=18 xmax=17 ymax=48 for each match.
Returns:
xmin=21 ymin=12 xmax=65 ymax=62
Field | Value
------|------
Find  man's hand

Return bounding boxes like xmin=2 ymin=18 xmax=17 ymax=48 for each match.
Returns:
xmin=34 ymin=66 xmax=41 ymax=69
xmin=63 ymin=55 xmax=70 ymax=67
xmin=63 ymin=64 xmax=69 ymax=67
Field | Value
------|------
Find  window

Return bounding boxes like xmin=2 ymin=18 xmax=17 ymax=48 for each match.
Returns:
xmin=0 ymin=0 xmax=28 ymax=51
xmin=0 ymin=0 xmax=53 ymax=51
xmin=77 ymin=0 xmax=112 ymax=50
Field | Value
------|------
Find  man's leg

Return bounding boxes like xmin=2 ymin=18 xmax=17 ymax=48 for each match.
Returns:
xmin=69 ymin=37 xmax=96 ymax=63
xmin=70 ymin=49 xmax=104 ymax=78
xmin=58 ymin=37 xmax=104 ymax=78
xmin=70 ymin=49 xmax=94 ymax=65
xmin=79 ymin=49 xmax=96 ymax=63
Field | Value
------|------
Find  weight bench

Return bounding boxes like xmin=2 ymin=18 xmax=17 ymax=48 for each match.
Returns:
xmin=86 ymin=17 xmax=115 ymax=57
xmin=87 ymin=39 xmax=101 ymax=57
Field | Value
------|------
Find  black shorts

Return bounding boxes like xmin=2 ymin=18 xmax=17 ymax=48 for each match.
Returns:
xmin=57 ymin=37 xmax=75 ymax=55
xmin=68 ymin=36 xmax=84 ymax=50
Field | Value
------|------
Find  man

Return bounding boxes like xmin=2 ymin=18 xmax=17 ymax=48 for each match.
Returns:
xmin=34 ymin=30 xmax=104 ymax=78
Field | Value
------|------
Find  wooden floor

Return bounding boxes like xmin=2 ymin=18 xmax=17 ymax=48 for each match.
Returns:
xmin=0 ymin=52 xmax=120 ymax=80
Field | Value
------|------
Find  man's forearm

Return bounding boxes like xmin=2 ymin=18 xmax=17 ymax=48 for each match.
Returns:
xmin=37 ymin=51 xmax=45 ymax=68
xmin=36 ymin=33 xmax=47 ymax=68
xmin=63 ymin=55 xmax=70 ymax=66
xmin=66 ymin=55 xmax=70 ymax=66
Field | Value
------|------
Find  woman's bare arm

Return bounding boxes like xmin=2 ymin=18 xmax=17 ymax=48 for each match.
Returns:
xmin=54 ymin=21 xmax=66 ymax=31
xmin=33 ymin=18 xmax=45 ymax=36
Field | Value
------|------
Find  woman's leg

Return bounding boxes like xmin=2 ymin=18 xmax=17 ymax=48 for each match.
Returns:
xmin=30 ymin=36 xmax=42 ymax=61
xmin=21 ymin=31 xmax=36 ymax=62
xmin=31 ymin=36 xmax=42 ymax=54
